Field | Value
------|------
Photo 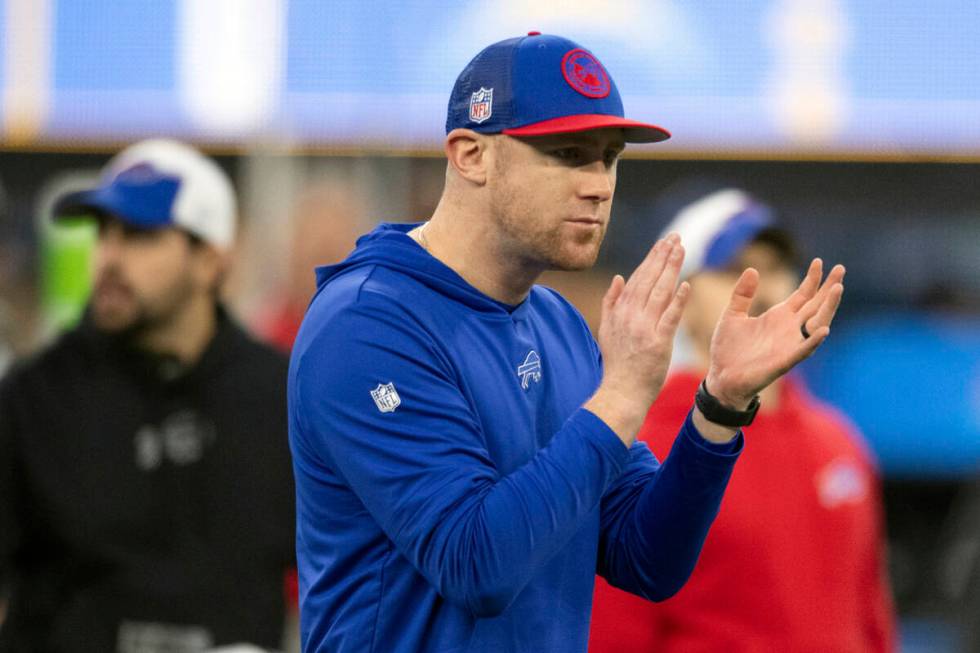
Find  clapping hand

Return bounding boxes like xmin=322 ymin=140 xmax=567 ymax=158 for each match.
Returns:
xmin=703 ymin=258 xmax=845 ymax=411
xmin=586 ymin=234 xmax=690 ymax=445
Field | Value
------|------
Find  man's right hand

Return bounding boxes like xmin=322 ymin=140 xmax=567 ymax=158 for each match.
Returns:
xmin=584 ymin=234 xmax=690 ymax=446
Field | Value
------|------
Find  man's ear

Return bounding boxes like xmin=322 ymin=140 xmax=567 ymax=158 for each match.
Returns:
xmin=445 ymin=129 xmax=490 ymax=186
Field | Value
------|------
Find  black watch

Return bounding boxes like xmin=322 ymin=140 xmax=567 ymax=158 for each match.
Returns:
xmin=694 ymin=380 xmax=760 ymax=428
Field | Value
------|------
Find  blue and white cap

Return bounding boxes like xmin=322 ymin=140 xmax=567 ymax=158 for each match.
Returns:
xmin=662 ymin=189 xmax=776 ymax=279
xmin=53 ymin=139 xmax=236 ymax=251
xmin=447 ymin=32 xmax=670 ymax=143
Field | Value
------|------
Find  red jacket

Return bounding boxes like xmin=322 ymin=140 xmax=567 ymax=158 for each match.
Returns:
xmin=590 ymin=371 xmax=896 ymax=653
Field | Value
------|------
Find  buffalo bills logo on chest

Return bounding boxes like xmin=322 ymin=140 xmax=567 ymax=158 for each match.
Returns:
xmin=561 ymin=49 xmax=610 ymax=98
xmin=469 ymin=87 xmax=493 ymax=123
xmin=517 ymin=350 xmax=542 ymax=390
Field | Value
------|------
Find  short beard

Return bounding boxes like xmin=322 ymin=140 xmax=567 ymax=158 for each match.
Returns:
xmin=95 ymin=303 xmax=154 ymax=342
xmin=489 ymin=187 xmax=605 ymax=272
xmin=92 ymin=273 xmax=197 ymax=348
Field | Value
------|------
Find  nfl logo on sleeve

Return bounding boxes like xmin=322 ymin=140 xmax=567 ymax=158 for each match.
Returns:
xmin=469 ymin=87 xmax=493 ymax=124
xmin=370 ymin=382 xmax=402 ymax=413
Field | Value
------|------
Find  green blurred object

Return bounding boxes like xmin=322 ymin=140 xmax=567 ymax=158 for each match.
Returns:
xmin=40 ymin=215 xmax=97 ymax=332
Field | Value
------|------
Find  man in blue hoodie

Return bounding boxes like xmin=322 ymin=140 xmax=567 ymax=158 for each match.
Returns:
xmin=288 ymin=33 xmax=845 ymax=653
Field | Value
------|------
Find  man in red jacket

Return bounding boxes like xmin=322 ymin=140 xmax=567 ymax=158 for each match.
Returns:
xmin=590 ymin=189 xmax=896 ymax=653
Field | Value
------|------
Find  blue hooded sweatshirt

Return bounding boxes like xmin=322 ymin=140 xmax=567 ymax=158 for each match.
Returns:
xmin=288 ymin=223 xmax=742 ymax=653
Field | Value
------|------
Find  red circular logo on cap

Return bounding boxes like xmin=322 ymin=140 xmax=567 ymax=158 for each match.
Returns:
xmin=561 ymin=48 xmax=610 ymax=98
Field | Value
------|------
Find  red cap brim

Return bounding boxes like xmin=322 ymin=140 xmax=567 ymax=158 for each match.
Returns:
xmin=503 ymin=114 xmax=671 ymax=143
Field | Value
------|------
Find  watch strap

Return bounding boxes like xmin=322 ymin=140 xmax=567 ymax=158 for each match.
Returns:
xmin=694 ymin=380 xmax=760 ymax=427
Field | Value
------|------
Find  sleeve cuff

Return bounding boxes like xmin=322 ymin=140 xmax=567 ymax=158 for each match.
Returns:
xmin=681 ymin=409 xmax=744 ymax=458
xmin=577 ymin=407 xmax=632 ymax=470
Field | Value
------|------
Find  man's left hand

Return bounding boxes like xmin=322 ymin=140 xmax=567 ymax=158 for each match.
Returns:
xmin=704 ymin=258 xmax=844 ymax=410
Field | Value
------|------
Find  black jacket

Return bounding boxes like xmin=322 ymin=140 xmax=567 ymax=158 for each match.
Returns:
xmin=0 ymin=309 xmax=294 ymax=652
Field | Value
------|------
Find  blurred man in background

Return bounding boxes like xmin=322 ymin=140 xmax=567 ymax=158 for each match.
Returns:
xmin=0 ymin=139 xmax=295 ymax=653
xmin=590 ymin=188 xmax=895 ymax=652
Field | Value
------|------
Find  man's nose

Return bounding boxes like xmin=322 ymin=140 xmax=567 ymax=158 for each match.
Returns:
xmin=577 ymin=162 xmax=613 ymax=202
xmin=95 ymin=222 xmax=124 ymax=266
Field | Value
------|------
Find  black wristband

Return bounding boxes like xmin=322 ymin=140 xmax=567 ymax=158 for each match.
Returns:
xmin=694 ymin=380 xmax=760 ymax=428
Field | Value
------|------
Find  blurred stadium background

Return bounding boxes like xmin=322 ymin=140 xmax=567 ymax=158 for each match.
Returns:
xmin=1 ymin=1 xmax=979 ymax=651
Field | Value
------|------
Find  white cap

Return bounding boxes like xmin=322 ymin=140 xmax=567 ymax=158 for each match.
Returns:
xmin=53 ymin=138 xmax=237 ymax=251
xmin=662 ymin=188 xmax=775 ymax=280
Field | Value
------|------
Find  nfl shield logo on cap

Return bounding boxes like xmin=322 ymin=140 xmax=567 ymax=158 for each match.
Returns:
xmin=469 ymin=87 xmax=493 ymax=124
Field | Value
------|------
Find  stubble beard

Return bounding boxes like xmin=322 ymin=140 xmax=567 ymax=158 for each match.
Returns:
xmin=91 ymin=270 xmax=196 ymax=344
xmin=489 ymin=185 xmax=606 ymax=273
xmin=551 ymin=221 xmax=606 ymax=271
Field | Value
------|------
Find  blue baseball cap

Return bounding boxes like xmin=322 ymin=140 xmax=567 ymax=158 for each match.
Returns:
xmin=446 ymin=32 xmax=670 ymax=143
xmin=53 ymin=139 xmax=237 ymax=251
